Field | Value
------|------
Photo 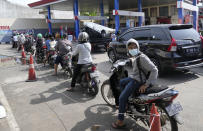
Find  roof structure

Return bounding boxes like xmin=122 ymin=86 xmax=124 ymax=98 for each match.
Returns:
xmin=28 ymin=0 xmax=177 ymax=12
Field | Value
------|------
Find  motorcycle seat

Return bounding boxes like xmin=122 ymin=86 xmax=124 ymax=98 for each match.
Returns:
xmin=82 ymin=64 xmax=92 ymax=68
xmin=144 ymin=85 xmax=169 ymax=94
xmin=81 ymin=64 xmax=93 ymax=72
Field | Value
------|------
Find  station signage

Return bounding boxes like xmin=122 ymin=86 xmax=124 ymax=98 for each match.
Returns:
xmin=0 ymin=26 xmax=10 ymax=30
xmin=113 ymin=10 xmax=144 ymax=17
xmin=77 ymin=16 xmax=107 ymax=20
xmin=177 ymin=1 xmax=198 ymax=11
xmin=49 ymin=19 xmax=74 ymax=23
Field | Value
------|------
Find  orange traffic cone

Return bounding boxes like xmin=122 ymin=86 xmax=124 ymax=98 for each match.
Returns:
xmin=149 ymin=103 xmax=162 ymax=131
xmin=26 ymin=54 xmax=37 ymax=82
xmin=21 ymin=45 xmax=26 ymax=65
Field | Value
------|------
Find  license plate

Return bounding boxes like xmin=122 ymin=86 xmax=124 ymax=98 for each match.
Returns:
xmin=165 ymin=102 xmax=183 ymax=116
xmin=90 ymin=71 xmax=99 ymax=78
xmin=185 ymin=48 xmax=199 ymax=53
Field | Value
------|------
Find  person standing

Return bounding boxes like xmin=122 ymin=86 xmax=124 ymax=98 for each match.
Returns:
xmin=13 ymin=34 xmax=18 ymax=48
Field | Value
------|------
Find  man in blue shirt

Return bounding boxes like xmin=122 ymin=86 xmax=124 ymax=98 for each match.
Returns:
xmin=45 ymin=35 xmax=52 ymax=51
xmin=44 ymin=35 xmax=52 ymax=65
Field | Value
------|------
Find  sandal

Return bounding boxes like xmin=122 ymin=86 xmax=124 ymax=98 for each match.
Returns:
xmin=111 ymin=122 xmax=126 ymax=129
xmin=66 ymin=87 xmax=74 ymax=92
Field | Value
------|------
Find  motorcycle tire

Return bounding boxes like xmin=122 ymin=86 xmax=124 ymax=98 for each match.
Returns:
xmin=48 ymin=57 xmax=54 ymax=68
xmin=88 ymin=78 xmax=99 ymax=97
xmin=101 ymin=80 xmax=115 ymax=107
xmin=152 ymin=105 xmax=178 ymax=131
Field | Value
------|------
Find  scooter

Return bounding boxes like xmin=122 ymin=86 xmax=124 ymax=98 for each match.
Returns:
xmin=101 ymin=59 xmax=183 ymax=131
xmin=61 ymin=52 xmax=73 ymax=78
xmin=72 ymin=56 xmax=100 ymax=96
xmin=47 ymin=41 xmax=57 ymax=68
xmin=35 ymin=42 xmax=46 ymax=64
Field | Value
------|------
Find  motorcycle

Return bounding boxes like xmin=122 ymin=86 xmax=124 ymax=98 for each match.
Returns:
xmin=47 ymin=41 xmax=57 ymax=68
xmin=61 ymin=52 xmax=73 ymax=78
xmin=35 ymin=42 xmax=46 ymax=63
xmin=72 ymin=56 xmax=100 ymax=96
xmin=101 ymin=59 xmax=183 ymax=131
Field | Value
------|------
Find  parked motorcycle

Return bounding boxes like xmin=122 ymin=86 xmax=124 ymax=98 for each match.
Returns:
xmin=31 ymin=45 xmax=36 ymax=55
xmin=61 ymin=52 xmax=73 ymax=78
xmin=47 ymin=41 xmax=57 ymax=68
xmin=35 ymin=42 xmax=46 ymax=63
xmin=72 ymin=55 xmax=100 ymax=96
xmin=101 ymin=59 xmax=183 ymax=131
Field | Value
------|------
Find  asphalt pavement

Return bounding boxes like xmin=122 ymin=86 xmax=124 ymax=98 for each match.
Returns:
xmin=0 ymin=44 xmax=203 ymax=131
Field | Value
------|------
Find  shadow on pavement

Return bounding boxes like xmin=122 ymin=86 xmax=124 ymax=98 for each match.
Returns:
xmin=158 ymin=70 xmax=199 ymax=86
xmin=70 ymin=104 xmax=148 ymax=131
xmin=30 ymin=81 xmax=95 ymax=105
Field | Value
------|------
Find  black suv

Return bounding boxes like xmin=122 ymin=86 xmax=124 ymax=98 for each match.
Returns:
xmin=108 ymin=24 xmax=203 ymax=74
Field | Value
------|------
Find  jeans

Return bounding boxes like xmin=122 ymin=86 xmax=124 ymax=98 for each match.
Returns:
xmin=71 ymin=64 xmax=84 ymax=87
xmin=118 ymin=77 xmax=141 ymax=121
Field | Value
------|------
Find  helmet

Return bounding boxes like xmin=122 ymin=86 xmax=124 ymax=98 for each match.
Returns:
xmin=37 ymin=33 xmax=43 ymax=39
xmin=78 ymin=32 xmax=89 ymax=43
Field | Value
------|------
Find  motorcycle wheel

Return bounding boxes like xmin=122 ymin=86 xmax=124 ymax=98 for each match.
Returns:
xmin=101 ymin=80 xmax=115 ymax=107
xmin=64 ymin=67 xmax=73 ymax=78
xmin=88 ymin=78 xmax=99 ymax=96
xmin=48 ymin=57 xmax=54 ymax=68
xmin=153 ymin=105 xmax=178 ymax=131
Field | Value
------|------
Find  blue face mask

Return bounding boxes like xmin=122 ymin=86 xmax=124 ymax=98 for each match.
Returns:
xmin=129 ymin=49 xmax=139 ymax=56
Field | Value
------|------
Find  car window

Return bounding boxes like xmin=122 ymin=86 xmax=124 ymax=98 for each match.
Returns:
xmin=133 ymin=29 xmax=151 ymax=40
xmin=170 ymin=28 xmax=200 ymax=41
xmin=150 ymin=28 xmax=168 ymax=40
xmin=120 ymin=31 xmax=134 ymax=41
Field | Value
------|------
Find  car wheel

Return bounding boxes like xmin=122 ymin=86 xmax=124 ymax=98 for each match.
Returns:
xmin=108 ymin=49 xmax=116 ymax=63
xmin=150 ymin=58 xmax=163 ymax=77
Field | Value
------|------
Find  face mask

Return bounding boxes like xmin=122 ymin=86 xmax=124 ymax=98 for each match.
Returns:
xmin=129 ymin=49 xmax=139 ymax=56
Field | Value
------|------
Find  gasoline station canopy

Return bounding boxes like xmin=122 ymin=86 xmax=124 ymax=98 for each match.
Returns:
xmin=28 ymin=0 xmax=177 ymax=12
xmin=28 ymin=0 xmax=199 ymax=39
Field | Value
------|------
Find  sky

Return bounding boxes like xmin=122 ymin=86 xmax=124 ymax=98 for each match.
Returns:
xmin=7 ymin=0 xmax=39 ymax=6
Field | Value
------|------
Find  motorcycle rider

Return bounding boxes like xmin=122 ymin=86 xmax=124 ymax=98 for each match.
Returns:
xmin=67 ymin=32 xmax=92 ymax=91
xmin=18 ymin=33 xmax=25 ymax=52
xmin=44 ymin=34 xmax=52 ymax=64
xmin=36 ymin=33 xmax=44 ymax=52
xmin=112 ymin=38 xmax=158 ymax=129
xmin=54 ymin=34 xmax=72 ymax=75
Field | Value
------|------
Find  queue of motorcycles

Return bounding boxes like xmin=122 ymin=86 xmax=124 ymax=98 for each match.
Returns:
xmin=19 ymin=37 xmax=184 ymax=130
xmin=33 ymin=41 xmax=100 ymax=96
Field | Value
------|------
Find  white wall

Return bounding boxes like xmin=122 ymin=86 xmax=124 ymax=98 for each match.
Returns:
xmin=0 ymin=0 xmax=44 ymax=18
xmin=0 ymin=18 xmax=74 ymax=30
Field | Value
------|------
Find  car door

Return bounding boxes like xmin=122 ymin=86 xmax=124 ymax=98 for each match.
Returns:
xmin=132 ymin=29 xmax=151 ymax=52
xmin=116 ymin=31 xmax=135 ymax=57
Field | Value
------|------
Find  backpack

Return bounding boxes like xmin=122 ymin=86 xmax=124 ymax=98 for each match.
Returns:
xmin=136 ymin=55 xmax=150 ymax=84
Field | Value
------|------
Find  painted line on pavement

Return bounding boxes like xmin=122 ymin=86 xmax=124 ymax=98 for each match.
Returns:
xmin=0 ymin=83 xmax=20 ymax=131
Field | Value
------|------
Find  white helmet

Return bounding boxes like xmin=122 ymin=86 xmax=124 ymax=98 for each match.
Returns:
xmin=78 ymin=32 xmax=89 ymax=43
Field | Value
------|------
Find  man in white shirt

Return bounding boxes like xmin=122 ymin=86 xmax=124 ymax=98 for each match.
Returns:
xmin=67 ymin=32 xmax=92 ymax=91
xmin=13 ymin=34 xmax=18 ymax=48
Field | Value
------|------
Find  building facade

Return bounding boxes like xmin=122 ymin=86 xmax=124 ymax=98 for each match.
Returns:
xmin=0 ymin=0 xmax=74 ymax=42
